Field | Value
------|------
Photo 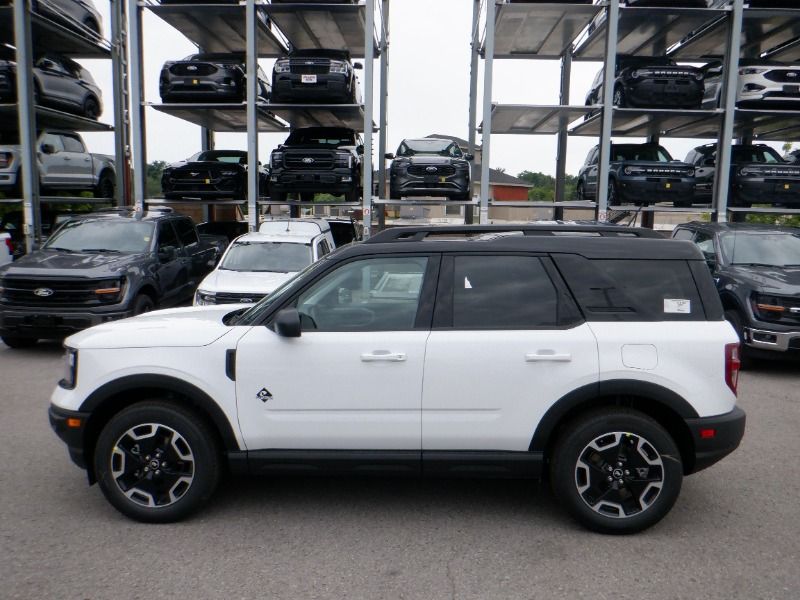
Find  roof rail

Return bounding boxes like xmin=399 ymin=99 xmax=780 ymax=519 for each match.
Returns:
xmin=364 ymin=224 xmax=664 ymax=243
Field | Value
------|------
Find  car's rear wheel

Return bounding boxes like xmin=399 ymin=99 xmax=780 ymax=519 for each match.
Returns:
xmin=551 ymin=408 xmax=683 ymax=534
xmin=1 ymin=335 xmax=38 ymax=349
xmin=608 ymin=180 xmax=619 ymax=205
xmin=83 ymin=96 xmax=100 ymax=120
xmin=94 ymin=171 xmax=114 ymax=199
xmin=93 ymin=401 xmax=221 ymax=523
xmin=576 ymin=181 xmax=586 ymax=200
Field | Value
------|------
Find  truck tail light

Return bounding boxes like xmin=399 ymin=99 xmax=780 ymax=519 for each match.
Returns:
xmin=725 ymin=343 xmax=741 ymax=396
xmin=4 ymin=237 xmax=13 ymax=255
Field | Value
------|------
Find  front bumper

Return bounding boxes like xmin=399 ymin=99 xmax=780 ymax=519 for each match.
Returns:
xmin=615 ymin=178 xmax=694 ymax=205
xmin=272 ymin=73 xmax=352 ymax=103
xmin=733 ymin=179 xmax=800 ymax=206
xmin=271 ymin=167 xmax=357 ymax=194
xmin=743 ymin=326 xmax=800 ymax=353
xmin=162 ymin=174 xmax=245 ymax=199
xmin=0 ymin=306 xmax=134 ymax=339
xmin=49 ymin=403 xmax=91 ymax=469
xmin=391 ymin=169 xmax=470 ymax=198
xmin=623 ymin=79 xmax=703 ymax=108
xmin=160 ymin=80 xmax=243 ymax=103
xmin=684 ymin=406 xmax=746 ymax=474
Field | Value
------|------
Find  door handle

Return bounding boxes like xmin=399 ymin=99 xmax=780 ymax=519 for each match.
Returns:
xmin=361 ymin=351 xmax=406 ymax=363
xmin=64 ymin=156 xmax=71 ymax=161
xmin=525 ymin=352 xmax=572 ymax=362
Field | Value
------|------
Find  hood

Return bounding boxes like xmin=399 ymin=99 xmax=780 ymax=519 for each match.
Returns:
xmin=0 ymin=250 xmax=148 ymax=278
xmin=66 ymin=304 xmax=250 ymax=350
xmin=724 ymin=264 xmax=800 ymax=294
xmin=198 ymin=268 xmax=294 ymax=295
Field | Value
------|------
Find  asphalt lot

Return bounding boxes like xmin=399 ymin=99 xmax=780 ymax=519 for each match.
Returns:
xmin=1 ymin=342 xmax=798 ymax=600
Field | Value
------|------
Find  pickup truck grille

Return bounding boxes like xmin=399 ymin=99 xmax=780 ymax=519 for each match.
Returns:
xmin=214 ymin=292 xmax=266 ymax=304
xmin=0 ymin=278 xmax=114 ymax=307
xmin=289 ymin=60 xmax=329 ymax=75
xmin=170 ymin=63 xmax=218 ymax=76
xmin=408 ymin=165 xmax=456 ymax=176
xmin=284 ymin=152 xmax=335 ymax=169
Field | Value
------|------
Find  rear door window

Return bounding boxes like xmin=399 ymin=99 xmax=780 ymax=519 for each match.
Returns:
xmin=173 ymin=218 xmax=199 ymax=247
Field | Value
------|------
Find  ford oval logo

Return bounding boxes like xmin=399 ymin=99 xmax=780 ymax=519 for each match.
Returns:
xmin=302 ymin=157 xmax=315 ymax=164
xmin=34 ymin=287 xmax=54 ymax=297
xmin=426 ymin=166 xmax=438 ymax=173
xmin=788 ymin=72 xmax=798 ymax=78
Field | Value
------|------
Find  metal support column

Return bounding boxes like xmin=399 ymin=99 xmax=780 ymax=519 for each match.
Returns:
xmin=111 ymin=0 xmax=130 ymax=206
xmin=201 ymin=129 xmax=215 ymax=152
xmin=554 ymin=52 xmax=572 ymax=219
xmin=14 ymin=0 xmax=39 ymax=252
xmin=596 ymin=0 xmax=620 ymax=221
xmin=128 ymin=0 xmax=146 ymax=211
xmin=479 ymin=0 xmax=496 ymax=225
xmin=246 ymin=0 xmax=259 ymax=232
xmin=713 ymin=0 xmax=743 ymax=224
xmin=361 ymin=0 xmax=376 ymax=239
xmin=376 ymin=0 xmax=389 ymax=231
xmin=466 ymin=0 xmax=480 ymax=225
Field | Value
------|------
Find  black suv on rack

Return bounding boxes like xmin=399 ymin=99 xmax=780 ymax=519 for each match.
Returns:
xmin=161 ymin=150 xmax=269 ymax=200
xmin=586 ymin=56 xmax=704 ymax=110
xmin=0 ymin=210 xmax=223 ymax=348
xmin=577 ymin=143 xmax=695 ymax=207
xmin=268 ymin=127 xmax=363 ymax=202
xmin=673 ymin=222 xmax=800 ymax=361
xmin=388 ymin=138 xmax=473 ymax=200
xmin=686 ymin=143 xmax=800 ymax=207
xmin=271 ymin=49 xmax=362 ymax=104
xmin=159 ymin=54 xmax=271 ymax=104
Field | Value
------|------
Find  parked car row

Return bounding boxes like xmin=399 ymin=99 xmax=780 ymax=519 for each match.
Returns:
xmin=576 ymin=142 xmax=800 ymax=207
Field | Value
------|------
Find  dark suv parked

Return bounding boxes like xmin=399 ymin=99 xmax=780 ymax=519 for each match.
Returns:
xmin=586 ymin=56 xmax=704 ymax=110
xmin=271 ymin=49 xmax=362 ymax=104
xmin=0 ymin=210 xmax=224 ymax=347
xmin=388 ymin=138 xmax=473 ymax=200
xmin=161 ymin=150 xmax=269 ymax=200
xmin=32 ymin=0 xmax=104 ymax=38
xmin=686 ymin=143 xmax=800 ymax=207
xmin=269 ymin=127 xmax=363 ymax=202
xmin=159 ymin=53 xmax=270 ymax=103
xmin=673 ymin=222 xmax=800 ymax=361
xmin=0 ymin=54 xmax=103 ymax=119
xmin=577 ymin=143 xmax=695 ymax=207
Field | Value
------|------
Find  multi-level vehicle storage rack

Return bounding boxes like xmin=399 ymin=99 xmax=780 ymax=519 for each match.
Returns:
xmin=4 ymin=0 xmax=130 ymax=252
xmin=471 ymin=0 xmax=800 ymax=226
xmin=128 ymin=0 xmax=389 ymax=239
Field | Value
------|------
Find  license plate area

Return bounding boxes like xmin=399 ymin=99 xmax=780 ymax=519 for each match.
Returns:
xmin=784 ymin=84 xmax=800 ymax=94
xmin=301 ymin=74 xmax=317 ymax=84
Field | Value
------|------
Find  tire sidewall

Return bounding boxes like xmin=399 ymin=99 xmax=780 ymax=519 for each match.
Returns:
xmin=551 ymin=409 xmax=683 ymax=534
xmin=93 ymin=401 xmax=220 ymax=523
xmin=133 ymin=294 xmax=155 ymax=315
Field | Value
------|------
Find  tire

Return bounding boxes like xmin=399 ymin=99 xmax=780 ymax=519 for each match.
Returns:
xmin=550 ymin=408 xmax=683 ymax=534
xmin=608 ymin=180 xmax=620 ymax=206
xmin=83 ymin=96 xmax=100 ymax=120
xmin=344 ymin=188 xmax=359 ymax=203
xmin=612 ymin=86 xmax=625 ymax=108
xmin=725 ymin=309 xmax=753 ymax=369
xmin=132 ymin=294 xmax=155 ymax=315
xmin=390 ymin=186 xmax=400 ymax=200
xmin=576 ymin=181 xmax=586 ymax=201
xmin=1 ymin=335 xmax=38 ymax=349
xmin=93 ymin=401 xmax=221 ymax=523
xmin=94 ymin=171 xmax=114 ymax=199
xmin=271 ymin=190 xmax=287 ymax=203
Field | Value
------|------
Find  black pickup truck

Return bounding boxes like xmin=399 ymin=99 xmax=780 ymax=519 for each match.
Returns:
xmin=0 ymin=209 xmax=225 ymax=348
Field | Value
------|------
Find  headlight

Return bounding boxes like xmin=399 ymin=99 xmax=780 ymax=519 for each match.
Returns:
xmin=751 ymin=294 xmax=787 ymax=321
xmin=335 ymin=153 xmax=352 ymax=168
xmin=739 ymin=167 xmax=763 ymax=176
xmin=271 ymin=152 xmax=283 ymax=168
xmin=693 ymin=71 xmax=703 ymax=81
xmin=741 ymin=68 xmax=768 ymax=75
xmin=623 ymin=166 xmax=647 ymax=175
xmin=195 ymin=290 xmax=216 ymax=305
xmin=94 ymin=277 xmax=125 ymax=302
xmin=274 ymin=59 xmax=290 ymax=74
xmin=329 ymin=60 xmax=349 ymax=74
xmin=630 ymin=70 xmax=640 ymax=79
xmin=59 ymin=348 xmax=78 ymax=390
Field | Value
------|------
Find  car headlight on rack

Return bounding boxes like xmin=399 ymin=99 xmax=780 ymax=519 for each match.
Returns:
xmin=274 ymin=59 xmax=290 ymax=74
xmin=741 ymin=68 xmax=768 ymax=75
xmin=329 ymin=60 xmax=349 ymax=74
xmin=271 ymin=152 xmax=283 ymax=168
xmin=59 ymin=347 xmax=78 ymax=390
xmin=195 ymin=289 xmax=216 ymax=306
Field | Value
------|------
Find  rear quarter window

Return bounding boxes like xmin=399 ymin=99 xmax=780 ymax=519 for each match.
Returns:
xmin=553 ymin=255 xmax=706 ymax=321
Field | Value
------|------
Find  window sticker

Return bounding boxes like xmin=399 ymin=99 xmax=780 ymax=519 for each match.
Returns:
xmin=464 ymin=276 xmax=472 ymax=289
xmin=664 ymin=299 xmax=691 ymax=314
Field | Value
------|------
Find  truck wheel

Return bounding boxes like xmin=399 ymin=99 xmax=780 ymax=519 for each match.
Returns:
xmin=550 ymin=408 xmax=683 ymax=534
xmin=345 ymin=188 xmax=359 ymax=203
xmin=576 ymin=181 xmax=586 ymax=200
xmin=608 ymin=180 xmax=619 ymax=205
xmin=133 ymin=294 xmax=155 ymax=315
xmin=1 ymin=335 xmax=38 ymax=349
xmin=94 ymin=171 xmax=114 ymax=199
xmin=93 ymin=401 xmax=221 ymax=523
xmin=271 ymin=191 xmax=287 ymax=203
xmin=83 ymin=96 xmax=100 ymax=119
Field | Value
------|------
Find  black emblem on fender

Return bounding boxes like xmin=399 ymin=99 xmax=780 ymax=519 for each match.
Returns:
xmin=257 ymin=388 xmax=273 ymax=403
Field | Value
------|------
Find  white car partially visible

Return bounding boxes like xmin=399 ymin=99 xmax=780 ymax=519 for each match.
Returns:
xmin=0 ymin=232 xmax=12 ymax=266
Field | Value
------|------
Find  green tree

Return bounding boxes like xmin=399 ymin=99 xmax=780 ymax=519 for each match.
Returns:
xmin=517 ymin=170 xmax=579 ymax=201
xmin=146 ymin=160 xmax=168 ymax=198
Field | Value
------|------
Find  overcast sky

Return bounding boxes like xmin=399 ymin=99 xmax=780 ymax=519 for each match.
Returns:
xmin=80 ymin=0 xmax=788 ymax=179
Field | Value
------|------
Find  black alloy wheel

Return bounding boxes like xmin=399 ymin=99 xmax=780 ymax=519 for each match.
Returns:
xmin=551 ymin=409 xmax=683 ymax=534
xmin=132 ymin=294 xmax=155 ymax=315
xmin=94 ymin=171 xmax=114 ymax=199
xmin=83 ymin=96 xmax=100 ymax=120
xmin=608 ymin=180 xmax=619 ymax=205
xmin=93 ymin=401 xmax=220 ymax=522
xmin=1 ymin=335 xmax=38 ymax=349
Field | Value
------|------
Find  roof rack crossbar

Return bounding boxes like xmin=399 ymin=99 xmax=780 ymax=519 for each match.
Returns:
xmin=365 ymin=224 xmax=663 ymax=243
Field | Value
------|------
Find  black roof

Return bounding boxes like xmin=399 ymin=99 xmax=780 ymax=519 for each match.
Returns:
xmin=677 ymin=221 xmax=800 ymax=234
xmin=335 ymin=225 xmax=700 ymax=261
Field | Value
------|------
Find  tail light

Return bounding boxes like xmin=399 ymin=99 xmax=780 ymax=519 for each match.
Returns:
xmin=725 ymin=343 xmax=741 ymax=396
xmin=4 ymin=237 xmax=13 ymax=256
xmin=0 ymin=152 xmax=11 ymax=168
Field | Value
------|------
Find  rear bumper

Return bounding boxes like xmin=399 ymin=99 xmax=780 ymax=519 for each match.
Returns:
xmin=684 ymin=406 xmax=746 ymax=474
xmin=272 ymin=74 xmax=352 ymax=102
xmin=49 ymin=403 xmax=90 ymax=470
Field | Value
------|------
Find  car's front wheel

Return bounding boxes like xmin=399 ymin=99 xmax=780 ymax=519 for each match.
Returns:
xmin=550 ymin=408 xmax=683 ymax=534
xmin=93 ymin=401 xmax=221 ymax=523
xmin=1 ymin=335 xmax=38 ymax=349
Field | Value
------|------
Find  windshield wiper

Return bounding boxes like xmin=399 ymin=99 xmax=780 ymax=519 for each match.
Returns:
xmin=81 ymin=248 xmax=122 ymax=253
xmin=45 ymin=246 xmax=75 ymax=253
xmin=731 ymin=262 xmax=776 ymax=267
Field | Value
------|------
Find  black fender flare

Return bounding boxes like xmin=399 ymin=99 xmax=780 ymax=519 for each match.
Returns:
xmin=529 ymin=379 xmax=699 ymax=453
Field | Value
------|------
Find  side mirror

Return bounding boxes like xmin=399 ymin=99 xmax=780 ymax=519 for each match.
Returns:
xmin=158 ymin=245 xmax=177 ymax=262
xmin=384 ymin=152 xmax=395 ymax=160
xmin=274 ymin=307 xmax=301 ymax=338
xmin=40 ymin=143 xmax=55 ymax=154
xmin=353 ymin=62 xmax=363 ymax=70
xmin=356 ymin=144 xmax=364 ymax=155
xmin=464 ymin=153 xmax=474 ymax=161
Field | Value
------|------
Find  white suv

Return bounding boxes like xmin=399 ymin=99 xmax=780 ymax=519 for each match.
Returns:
xmin=703 ymin=60 xmax=800 ymax=109
xmin=49 ymin=224 xmax=746 ymax=534
xmin=194 ymin=219 xmax=336 ymax=305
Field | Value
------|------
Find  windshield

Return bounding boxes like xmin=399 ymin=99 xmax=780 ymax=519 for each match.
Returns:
xmin=220 ymin=241 xmax=312 ymax=273
xmin=720 ymin=232 xmax=800 ymax=267
xmin=611 ymin=145 xmax=672 ymax=162
xmin=234 ymin=255 xmax=333 ymax=325
xmin=196 ymin=151 xmax=246 ymax=163
xmin=731 ymin=146 xmax=783 ymax=164
xmin=284 ymin=129 xmax=355 ymax=147
xmin=396 ymin=139 xmax=462 ymax=158
xmin=44 ymin=219 xmax=154 ymax=253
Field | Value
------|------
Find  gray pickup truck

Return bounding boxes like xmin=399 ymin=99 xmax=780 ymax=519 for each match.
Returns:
xmin=0 ymin=130 xmax=115 ymax=199
xmin=0 ymin=209 xmax=227 ymax=348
